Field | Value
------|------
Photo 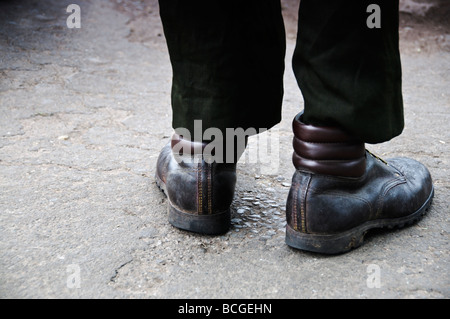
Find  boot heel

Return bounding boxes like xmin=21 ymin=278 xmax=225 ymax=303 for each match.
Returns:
xmin=168 ymin=203 xmax=231 ymax=235
xmin=285 ymin=224 xmax=365 ymax=255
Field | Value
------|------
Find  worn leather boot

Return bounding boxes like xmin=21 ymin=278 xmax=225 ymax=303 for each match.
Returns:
xmin=156 ymin=134 xmax=238 ymax=235
xmin=286 ymin=112 xmax=434 ymax=254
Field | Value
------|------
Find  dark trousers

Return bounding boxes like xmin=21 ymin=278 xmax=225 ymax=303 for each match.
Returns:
xmin=159 ymin=0 xmax=404 ymax=144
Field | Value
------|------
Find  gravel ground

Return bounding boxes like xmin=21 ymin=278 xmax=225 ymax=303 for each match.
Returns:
xmin=0 ymin=0 xmax=448 ymax=298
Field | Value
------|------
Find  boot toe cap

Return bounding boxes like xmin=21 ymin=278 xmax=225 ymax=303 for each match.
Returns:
xmin=385 ymin=157 xmax=434 ymax=215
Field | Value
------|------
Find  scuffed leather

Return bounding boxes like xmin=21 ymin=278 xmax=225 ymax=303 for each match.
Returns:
xmin=287 ymin=112 xmax=433 ymax=236
xmin=156 ymin=143 xmax=237 ymax=215
xmin=287 ymin=152 xmax=434 ymax=235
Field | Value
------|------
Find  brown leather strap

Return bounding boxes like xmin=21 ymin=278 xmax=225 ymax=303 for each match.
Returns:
xmin=292 ymin=113 xmax=366 ymax=178
xmin=171 ymin=134 xmax=207 ymax=155
xmin=171 ymin=134 xmax=247 ymax=163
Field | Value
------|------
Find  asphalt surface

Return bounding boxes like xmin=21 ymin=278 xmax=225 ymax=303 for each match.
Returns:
xmin=0 ymin=0 xmax=449 ymax=298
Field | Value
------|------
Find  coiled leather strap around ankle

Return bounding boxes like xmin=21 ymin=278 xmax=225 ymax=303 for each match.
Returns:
xmin=292 ymin=113 xmax=366 ymax=178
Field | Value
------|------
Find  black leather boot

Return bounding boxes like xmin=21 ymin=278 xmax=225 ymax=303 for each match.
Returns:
xmin=286 ymin=113 xmax=434 ymax=254
xmin=156 ymin=134 xmax=238 ymax=235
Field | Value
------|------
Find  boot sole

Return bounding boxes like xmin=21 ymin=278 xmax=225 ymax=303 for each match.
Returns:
xmin=285 ymin=187 xmax=434 ymax=254
xmin=155 ymin=173 xmax=230 ymax=235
